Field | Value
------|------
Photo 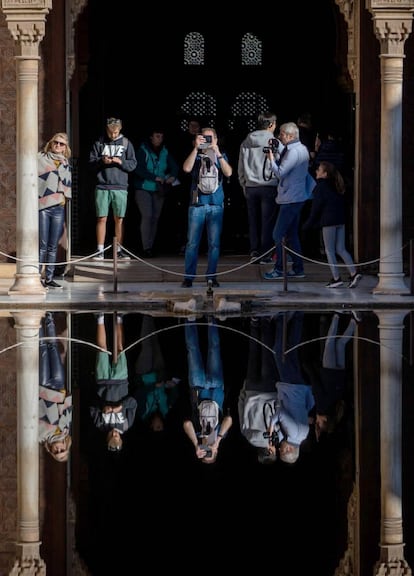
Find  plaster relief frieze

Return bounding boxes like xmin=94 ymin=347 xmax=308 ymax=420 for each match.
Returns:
xmin=2 ymin=0 xmax=51 ymax=8
xmin=369 ymin=0 xmax=414 ymax=7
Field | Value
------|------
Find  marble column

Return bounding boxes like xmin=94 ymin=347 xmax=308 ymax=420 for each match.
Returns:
xmin=1 ymin=0 xmax=52 ymax=296
xmin=9 ymin=311 xmax=45 ymax=576
xmin=366 ymin=2 xmax=414 ymax=294
xmin=374 ymin=310 xmax=412 ymax=575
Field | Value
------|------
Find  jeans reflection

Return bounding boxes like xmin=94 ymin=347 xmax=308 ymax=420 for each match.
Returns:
xmin=39 ymin=312 xmax=72 ymax=462
xmin=312 ymin=312 xmax=356 ymax=441
xmin=183 ymin=317 xmax=232 ymax=463
xmin=269 ymin=311 xmax=315 ymax=464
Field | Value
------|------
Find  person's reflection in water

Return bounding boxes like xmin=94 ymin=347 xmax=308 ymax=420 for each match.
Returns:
xmin=268 ymin=311 xmax=315 ymax=464
xmin=90 ymin=313 xmax=137 ymax=452
xmin=134 ymin=315 xmax=180 ymax=433
xmin=38 ymin=312 xmax=72 ymax=462
xmin=183 ymin=317 xmax=232 ymax=464
xmin=238 ymin=316 xmax=279 ymax=464
xmin=312 ymin=312 xmax=356 ymax=441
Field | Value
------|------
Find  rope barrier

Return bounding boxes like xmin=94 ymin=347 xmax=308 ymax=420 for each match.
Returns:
xmin=0 ymin=240 xmax=410 ymax=282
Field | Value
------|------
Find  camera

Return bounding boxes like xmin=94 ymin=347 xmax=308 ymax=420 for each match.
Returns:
xmin=263 ymin=430 xmax=279 ymax=446
xmin=263 ymin=138 xmax=279 ymax=154
xmin=198 ymin=134 xmax=212 ymax=150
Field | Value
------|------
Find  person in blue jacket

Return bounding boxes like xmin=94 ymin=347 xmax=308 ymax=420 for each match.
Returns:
xmin=133 ymin=128 xmax=179 ymax=258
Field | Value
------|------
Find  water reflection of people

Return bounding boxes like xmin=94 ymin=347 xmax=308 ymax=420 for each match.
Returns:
xmin=268 ymin=311 xmax=315 ymax=464
xmin=38 ymin=312 xmax=72 ymax=462
xmin=238 ymin=316 xmax=279 ymax=464
xmin=312 ymin=312 xmax=356 ymax=441
xmin=134 ymin=315 xmax=180 ymax=432
xmin=183 ymin=317 xmax=232 ymax=463
xmin=89 ymin=313 xmax=137 ymax=451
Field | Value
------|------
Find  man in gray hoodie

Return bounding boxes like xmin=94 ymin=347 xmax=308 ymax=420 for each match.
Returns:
xmin=238 ymin=111 xmax=279 ymax=264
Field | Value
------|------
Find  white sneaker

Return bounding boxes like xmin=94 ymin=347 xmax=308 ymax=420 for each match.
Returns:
xmin=92 ymin=251 xmax=104 ymax=261
xmin=348 ymin=273 xmax=362 ymax=288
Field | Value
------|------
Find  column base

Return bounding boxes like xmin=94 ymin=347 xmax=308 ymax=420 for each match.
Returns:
xmin=372 ymin=273 xmax=410 ymax=295
xmin=8 ymin=273 xmax=47 ymax=296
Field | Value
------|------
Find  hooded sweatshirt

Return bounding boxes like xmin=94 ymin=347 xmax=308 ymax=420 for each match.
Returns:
xmin=238 ymin=129 xmax=279 ymax=188
xmin=89 ymin=133 xmax=137 ymax=190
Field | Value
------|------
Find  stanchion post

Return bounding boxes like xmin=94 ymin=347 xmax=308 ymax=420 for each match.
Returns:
xmin=282 ymin=238 xmax=288 ymax=291
xmin=112 ymin=311 xmax=118 ymax=364
xmin=113 ymin=237 xmax=118 ymax=293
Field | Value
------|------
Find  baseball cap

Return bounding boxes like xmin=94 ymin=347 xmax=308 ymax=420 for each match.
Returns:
xmin=106 ymin=117 xmax=122 ymax=126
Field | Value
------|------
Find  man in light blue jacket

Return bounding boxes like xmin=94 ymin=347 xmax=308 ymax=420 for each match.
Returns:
xmin=264 ymin=122 xmax=310 ymax=279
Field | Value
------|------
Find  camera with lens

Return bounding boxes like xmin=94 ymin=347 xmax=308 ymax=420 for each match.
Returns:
xmin=198 ymin=134 xmax=212 ymax=150
xmin=263 ymin=430 xmax=278 ymax=446
xmin=263 ymin=138 xmax=279 ymax=154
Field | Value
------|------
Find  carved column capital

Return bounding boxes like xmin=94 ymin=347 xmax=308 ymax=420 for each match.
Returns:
xmin=366 ymin=0 xmax=414 ymax=55
xmin=1 ymin=0 xmax=52 ymax=56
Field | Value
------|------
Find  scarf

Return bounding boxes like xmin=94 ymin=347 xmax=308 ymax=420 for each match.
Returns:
xmin=38 ymin=151 xmax=72 ymax=210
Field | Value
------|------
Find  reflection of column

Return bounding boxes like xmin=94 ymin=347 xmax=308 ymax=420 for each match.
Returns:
xmin=1 ymin=1 xmax=52 ymax=295
xmin=366 ymin=3 xmax=413 ymax=295
xmin=374 ymin=310 xmax=411 ymax=575
xmin=10 ymin=311 xmax=45 ymax=575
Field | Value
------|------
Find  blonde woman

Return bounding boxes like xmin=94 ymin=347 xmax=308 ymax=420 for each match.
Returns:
xmin=38 ymin=132 xmax=72 ymax=289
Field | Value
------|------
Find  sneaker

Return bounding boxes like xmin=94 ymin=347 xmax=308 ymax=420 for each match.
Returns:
xmin=143 ymin=249 xmax=154 ymax=258
xmin=41 ymin=279 xmax=49 ymax=291
xmin=45 ymin=279 xmax=62 ymax=289
xmin=264 ymin=269 xmax=284 ymax=280
xmin=207 ymin=278 xmax=220 ymax=287
xmin=348 ymin=273 xmax=362 ymax=288
xmin=117 ymin=250 xmax=131 ymax=260
xmin=181 ymin=279 xmax=193 ymax=288
xmin=259 ymin=256 xmax=273 ymax=265
xmin=92 ymin=251 xmax=104 ymax=261
xmin=351 ymin=310 xmax=362 ymax=323
xmin=326 ymin=278 xmax=344 ymax=288
xmin=288 ymin=271 xmax=306 ymax=279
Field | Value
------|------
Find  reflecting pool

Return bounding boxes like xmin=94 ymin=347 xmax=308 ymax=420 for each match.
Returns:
xmin=1 ymin=308 xmax=413 ymax=575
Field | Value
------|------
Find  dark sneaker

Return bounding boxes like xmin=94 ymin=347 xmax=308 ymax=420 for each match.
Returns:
xmin=249 ymin=251 xmax=259 ymax=263
xmin=288 ymin=271 xmax=306 ymax=279
xmin=259 ymin=256 xmax=273 ymax=264
xmin=348 ymin=273 xmax=362 ymax=288
xmin=264 ymin=269 xmax=284 ymax=280
xmin=45 ymin=279 xmax=62 ymax=289
xmin=207 ymin=278 xmax=220 ymax=287
xmin=117 ymin=250 xmax=131 ymax=260
xmin=181 ymin=279 xmax=193 ymax=288
xmin=326 ymin=278 xmax=344 ymax=288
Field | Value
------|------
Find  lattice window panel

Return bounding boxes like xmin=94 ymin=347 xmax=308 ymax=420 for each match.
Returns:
xmin=241 ymin=33 xmax=262 ymax=66
xmin=180 ymin=91 xmax=217 ymax=128
xmin=228 ymin=91 xmax=270 ymax=132
xmin=184 ymin=32 xmax=204 ymax=65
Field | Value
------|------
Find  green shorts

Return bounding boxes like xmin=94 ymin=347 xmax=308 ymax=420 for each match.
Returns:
xmin=95 ymin=189 xmax=128 ymax=218
xmin=95 ymin=350 xmax=128 ymax=380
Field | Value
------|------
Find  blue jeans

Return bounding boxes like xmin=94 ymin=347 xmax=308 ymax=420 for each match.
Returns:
xmin=274 ymin=311 xmax=304 ymax=384
xmin=322 ymin=225 xmax=356 ymax=280
xmin=39 ymin=313 xmax=65 ymax=391
xmin=39 ymin=204 xmax=65 ymax=282
xmin=273 ymin=202 xmax=305 ymax=274
xmin=185 ymin=321 xmax=224 ymax=408
xmin=184 ymin=204 xmax=223 ymax=281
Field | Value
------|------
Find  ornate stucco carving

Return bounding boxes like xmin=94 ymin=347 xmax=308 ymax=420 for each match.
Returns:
xmin=366 ymin=0 xmax=414 ymax=54
xmin=67 ymin=0 xmax=87 ymax=81
xmin=1 ymin=0 xmax=52 ymax=56
xmin=335 ymin=0 xmax=357 ymax=85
